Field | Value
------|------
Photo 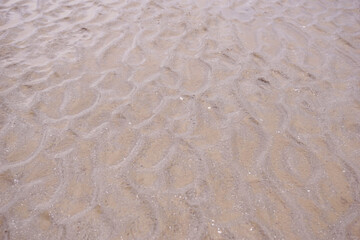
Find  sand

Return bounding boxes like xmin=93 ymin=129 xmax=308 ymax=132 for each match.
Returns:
xmin=0 ymin=0 xmax=360 ymax=239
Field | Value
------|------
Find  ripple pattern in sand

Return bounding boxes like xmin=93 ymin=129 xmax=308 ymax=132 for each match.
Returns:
xmin=1 ymin=0 xmax=360 ymax=239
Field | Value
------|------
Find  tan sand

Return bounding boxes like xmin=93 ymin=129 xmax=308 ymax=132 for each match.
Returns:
xmin=0 ymin=0 xmax=360 ymax=239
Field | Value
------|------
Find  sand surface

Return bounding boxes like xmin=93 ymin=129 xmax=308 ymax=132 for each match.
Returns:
xmin=1 ymin=0 xmax=360 ymax=239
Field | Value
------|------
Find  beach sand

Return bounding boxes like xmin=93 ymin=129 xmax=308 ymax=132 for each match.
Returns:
xmin=0 ymin=0 xmax=360 ymax=239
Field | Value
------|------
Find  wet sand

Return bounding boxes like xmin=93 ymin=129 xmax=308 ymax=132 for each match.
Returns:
xmin=0 ymin=0 xmax=360 ymax=239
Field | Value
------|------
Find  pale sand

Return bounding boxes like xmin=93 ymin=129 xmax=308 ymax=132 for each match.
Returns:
xmin=0 ymin=0 xmax=360 ymax=239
